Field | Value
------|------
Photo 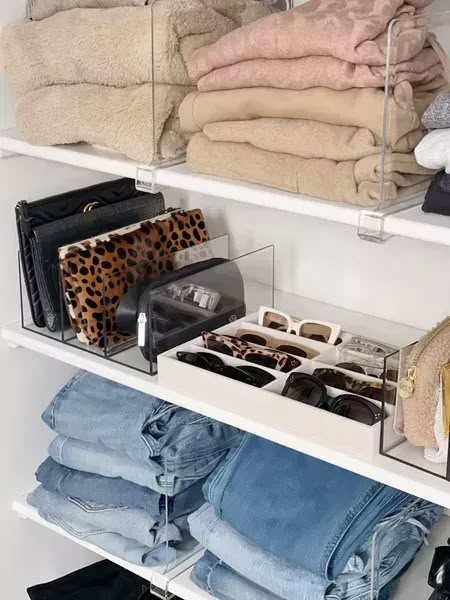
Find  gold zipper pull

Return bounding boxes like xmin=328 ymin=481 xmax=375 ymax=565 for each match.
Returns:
xmin=399 ymin=367 xmax=417 ymax=399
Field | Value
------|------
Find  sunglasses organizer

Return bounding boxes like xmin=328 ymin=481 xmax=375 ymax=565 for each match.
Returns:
xmin=158 ymin=315 xmax=397 ymax=460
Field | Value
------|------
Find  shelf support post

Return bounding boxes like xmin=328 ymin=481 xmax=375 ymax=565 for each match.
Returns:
xmin=135 ymin=157 xmax=186 ymax=194
xmin=358 ymin=196 xmax=424 ymax=244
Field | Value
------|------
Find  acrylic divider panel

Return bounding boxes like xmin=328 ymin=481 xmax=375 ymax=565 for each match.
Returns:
xmin=158 ymin=310 xmax=396 ymax=459
xmin=381 ymin=345 xmax=450 ymax=481
xmin=17 ymin=235 xmax=231 ymax=374
xmin=380 ymin=11 xmax=449 ymax=210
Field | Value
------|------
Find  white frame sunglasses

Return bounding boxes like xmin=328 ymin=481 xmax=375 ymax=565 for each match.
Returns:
xmin=258 ymin=306 xmax=342 ymax=346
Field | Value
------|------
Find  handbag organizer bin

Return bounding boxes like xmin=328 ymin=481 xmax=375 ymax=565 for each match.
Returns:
xmin=380 ymin=343 xmax=450 ymax=481
xmin=17 ymin=234 xmax=275 ymax=376
xmin=158 ymin=315 xmax=398 ymax=460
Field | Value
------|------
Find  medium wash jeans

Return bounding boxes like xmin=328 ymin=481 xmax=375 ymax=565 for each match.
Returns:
xmin=36 ymin=457 xmax=204 ymax=519
xmin=43 ymin=371 xmax=242 ymax=471
xmin=190 ymin=501 xmax=441 ymax=600
xmin=28 ymin=486 xmax=188 ymax=548
xmin=205 ymin=434 xmax=410 ymax=579
xmin=49 ymin=432 xmax=234 ymax=497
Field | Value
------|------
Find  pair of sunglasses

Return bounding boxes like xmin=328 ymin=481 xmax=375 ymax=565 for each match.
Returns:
xmin=282 ymin=373 xmax=383 ymax=425
xmin=336 ymin=361 xmax=398 ymax=382
xmin=237 ymin=329 xmax=318 ymax=359
xmin=202 ymin=331 xmax=301 ymax=372
xmin=313 ymin=368 xmax=386 ymax=401
xmin=177 ymin=351 xmax=275 ymax=388
xmin=258 ymin=307 xmax=342 ymax=345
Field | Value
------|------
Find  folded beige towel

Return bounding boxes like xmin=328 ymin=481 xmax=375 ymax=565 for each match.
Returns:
xmin=180 ymin=83 xmax=432 ymax=149
xmin=2 ymin=0 xmax=273 ymax=95
xmin=27 ymin=0 xmax=147 ymax=21
xmin=189 ymin=0 xmax=432 ymax=81
xmin=187 ymin=133 xmax=433 ymax=207
xmin=196 ymin=47 xmax=443 ymax=92
xmin=16 ymin=84 xmax=193 ymax=163
xmin=203 ymin=119 xmax=425 ymax=159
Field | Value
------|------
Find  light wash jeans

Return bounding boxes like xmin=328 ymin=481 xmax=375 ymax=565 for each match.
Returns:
xmin=28 ymin=486 xmax=188 ymax=548
xmin=43 ymin=371 xmax=242 ymax=473
xmin=189 ymin=503 xmax=327 ymax=600
xmin=36 ymin=457 xmax=204 ymax=520
xmin=190 ymin=501 xmax=441 ymax=600
xmin=205 ymin=434 xmax=410 ymax=579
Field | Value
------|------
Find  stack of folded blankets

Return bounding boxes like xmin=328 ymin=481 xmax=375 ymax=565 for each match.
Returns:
xmin=1 ymin=0 xmax=276 ymax=163
xmin=415 ymin=89 xmax=450 ymax=215
xmin=188 ymin=434 xmax=442 ymax=600
xmin=181 ymin=0 xmax=447 ymax=206
xmin=28 ymin=371 xmax=242 ymax=567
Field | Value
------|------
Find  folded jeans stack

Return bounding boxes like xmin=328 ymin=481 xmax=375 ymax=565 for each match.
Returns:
xmin=1 ymin=0 xmax=275 ymax=163
xmin=415 ymin=89 xmax=450 ymax=215
xmin=181 ymin=0 xmax=445 ymax=206
xmin=188 ymin=434 xmax=442 ymax=600
xmin=28 ymin=371 xmax=242 ymax=566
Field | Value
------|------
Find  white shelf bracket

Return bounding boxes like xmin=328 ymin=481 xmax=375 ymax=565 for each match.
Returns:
xmin=358 ymin=196 xmax=424 ymax=244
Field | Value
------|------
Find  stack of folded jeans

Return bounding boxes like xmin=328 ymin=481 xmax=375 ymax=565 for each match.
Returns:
xmin=28 ymin=371 xmax=242 ymax=567
xmin=188 ymin=434 xmax=442 ymax=600
xmin=181 ymin=0 xmax=445 ymax=206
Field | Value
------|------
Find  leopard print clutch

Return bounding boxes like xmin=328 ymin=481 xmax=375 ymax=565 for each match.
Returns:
xmin=58 ymin=209 xmax=209 ymax=348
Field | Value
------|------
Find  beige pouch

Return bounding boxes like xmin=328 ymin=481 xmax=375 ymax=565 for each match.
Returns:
xmin=399 ymin=317 xmax=450 ymax=449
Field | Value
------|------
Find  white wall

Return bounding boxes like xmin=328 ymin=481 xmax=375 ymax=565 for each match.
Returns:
xmin=1 ymin=0 xmax=450 ymax=597
xmin=0 ymin=157 xmax=113 ymax=599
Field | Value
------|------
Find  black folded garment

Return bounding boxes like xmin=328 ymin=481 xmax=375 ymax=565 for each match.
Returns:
xmin=27 ymin=560 xmax=179 ymax=600
xmin=422 ymin=170 xmax=450 ymax=216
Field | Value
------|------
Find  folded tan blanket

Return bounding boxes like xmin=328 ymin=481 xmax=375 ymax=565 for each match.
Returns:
xmin=27 ymin=0 xmax=147 ymax=21
xmin=16 ymin=84 xmax=193 ymax=163
xmin=203 ymin=119 xmax=425 ymax=159
xmin=180 ymin=83 xmax=433 ymax=149
xmin=2 ymin=0 xmax=273 ymax=94
xmin=187 ymin=133 xmax=433 ymax=206
xmin=196 ymin=47 xmax=443 ymax=92
xmin=188 ymin=0 xmax=432 ymax=81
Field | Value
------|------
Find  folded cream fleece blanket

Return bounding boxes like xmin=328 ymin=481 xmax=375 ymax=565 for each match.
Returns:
xmin=15 ymin=84 xmax=193 ymax=163
xmin=27 ymin=0 xmax=147 ymax=21
xmin=196 ymin=47 xmax=443 ymax=92
xmin=2 ymin=0 xmax=273 ymax=94
xmin=189 ymin=0 xmax=432 ymax=81
xmin=203 ymin=119 xmax=425 ymax=159
xmin=180 ymin=83 xmax=434 ymax=149
xmin=415 ymin=129 xmax=450 ymax=173
xmin=187 ymin=133 xmax=433 ymax=206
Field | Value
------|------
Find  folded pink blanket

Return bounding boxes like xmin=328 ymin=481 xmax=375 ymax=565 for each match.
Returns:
xmin=197 ymin=47 xmax=443 ymax=92
xmin=189 ymin=0 xmax=432 ymax=81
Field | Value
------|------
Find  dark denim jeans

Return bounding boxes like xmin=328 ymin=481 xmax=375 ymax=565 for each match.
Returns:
xmin=205 ymin=434 xmax=411 ymax=579
xmin=27 ymin=560 xmax=169 ymax=600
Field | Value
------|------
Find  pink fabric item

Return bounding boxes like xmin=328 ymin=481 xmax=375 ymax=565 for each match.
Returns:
xmin=189 ymin=0 xmax=432 ymax=81
xmin=197 ymin=47 xmax=442 ymax=92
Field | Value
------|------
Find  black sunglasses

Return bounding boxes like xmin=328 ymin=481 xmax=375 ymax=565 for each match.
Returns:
xmin=281 ymin=373 xmax=383 ymax=425
xmin=176 ymin=351 xmax=276 ymax=388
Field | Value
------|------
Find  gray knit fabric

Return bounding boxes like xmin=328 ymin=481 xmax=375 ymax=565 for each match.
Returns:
xmin=422 ymin=93 xmax=450 ymax=129
xmin=440 ymin=171 xmax=450 ymax=193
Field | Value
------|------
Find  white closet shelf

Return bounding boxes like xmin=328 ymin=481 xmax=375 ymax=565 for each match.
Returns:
xmin=2 ymin=128 xmax=450 ymax=247
xmin=12 ymin=496 xmax=450 ymax=600
xmin=5 ymin=290 xmax=450 ymax=508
